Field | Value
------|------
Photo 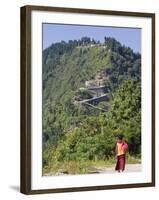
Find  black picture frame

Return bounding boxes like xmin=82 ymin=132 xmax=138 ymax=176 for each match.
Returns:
xmin=20 ymin=5 xmax=155 ymax=194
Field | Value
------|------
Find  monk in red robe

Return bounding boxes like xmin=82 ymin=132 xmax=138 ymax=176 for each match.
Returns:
xmin=115 ymin=134 xmax=128 ymax=172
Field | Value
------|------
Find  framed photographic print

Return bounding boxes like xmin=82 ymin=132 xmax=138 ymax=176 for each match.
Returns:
xmin=20 ymin=5 xmax=155 ymax=194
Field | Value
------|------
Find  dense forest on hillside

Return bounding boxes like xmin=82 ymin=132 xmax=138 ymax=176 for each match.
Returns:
xmin=42 ymin=37 xmax=141 ymax=175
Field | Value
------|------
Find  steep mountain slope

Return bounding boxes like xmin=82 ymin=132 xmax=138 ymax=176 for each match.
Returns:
xmin=43 ymin=37 xmax=140 ymax=104
xmin=42 ymin=37 xmax=141 ymax=172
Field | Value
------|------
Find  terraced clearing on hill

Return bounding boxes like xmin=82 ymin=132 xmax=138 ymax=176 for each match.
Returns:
xmin=42 ymin=37 xmax=141 ymax=175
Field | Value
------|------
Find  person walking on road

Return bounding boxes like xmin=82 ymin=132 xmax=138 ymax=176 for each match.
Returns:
xmin=115 ymin=134 xmax=128 ymax=172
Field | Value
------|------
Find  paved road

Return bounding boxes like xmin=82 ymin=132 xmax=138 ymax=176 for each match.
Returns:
xmin=96 ymin=164 xmax=141 ymax=174
xmin=44 ymin=164 xmax=141 ymax=176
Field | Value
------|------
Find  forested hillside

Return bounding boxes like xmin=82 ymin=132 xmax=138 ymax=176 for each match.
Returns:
xmin=42 ymin=37 xmax=141 ymax=175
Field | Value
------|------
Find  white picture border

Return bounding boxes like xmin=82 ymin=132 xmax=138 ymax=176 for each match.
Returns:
xmin=31 ymin=10 xmax=152 ymax=190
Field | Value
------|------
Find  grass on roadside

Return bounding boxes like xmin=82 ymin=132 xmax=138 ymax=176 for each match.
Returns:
xmin=43 ymin=154 xmax=141 ymax=176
